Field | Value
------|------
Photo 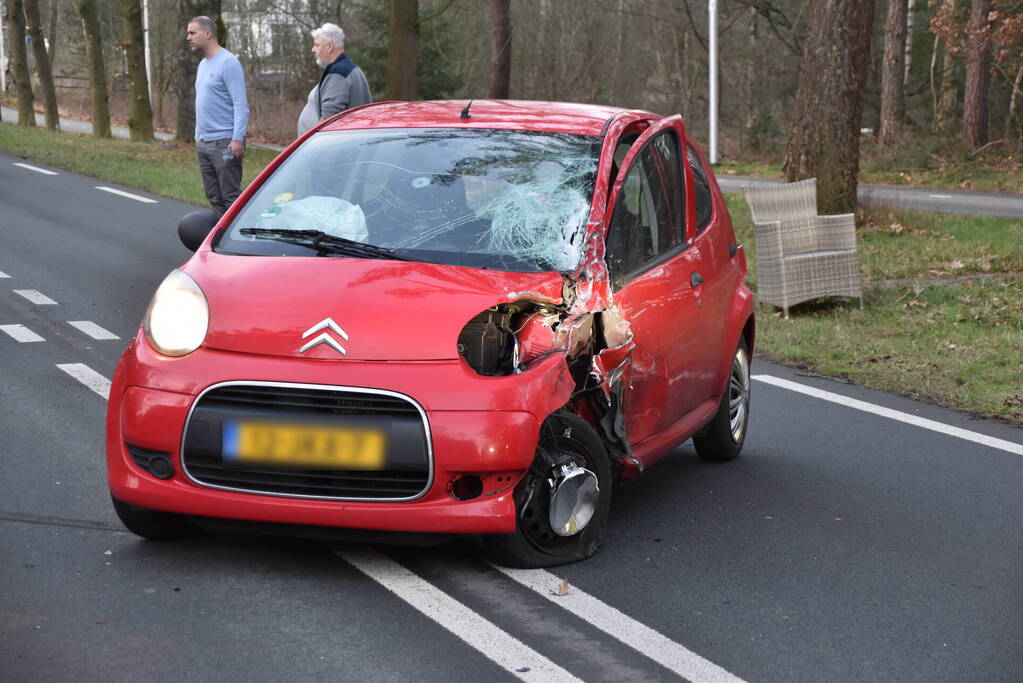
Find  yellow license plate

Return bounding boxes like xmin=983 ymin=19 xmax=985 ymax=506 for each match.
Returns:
xmin=223 ymin=421 xmax=386 ymax=470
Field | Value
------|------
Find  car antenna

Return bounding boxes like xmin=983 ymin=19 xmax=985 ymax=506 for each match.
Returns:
xmin=460 ymin=24 xmax=515 ymax=120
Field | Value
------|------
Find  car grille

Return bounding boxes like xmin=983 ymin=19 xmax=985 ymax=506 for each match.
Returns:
xmin=181 ymin=383 xmax=431 ymax=501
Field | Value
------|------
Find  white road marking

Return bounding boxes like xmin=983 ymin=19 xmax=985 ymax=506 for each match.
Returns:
xmin=68 ymin=320 xmax=120 ymax=340
xmin=94 ymin=186 xmax=158 ymax=204
xmin=13 ymin=289 xmax=57 ymax=305
xmin=338 ymin=548 xmax=581 ymax=683
xmin=0 ymin=271 xmax=10 ymax=278
xmin=928 ymin=194 xmax=954 ymax=199
xmin=13 ymin=162 xmax=58 ymax=176
xmin=495 ymin=566 xmax=745 ymax=683
xmin=0 ymin=324 xmax=45 ymax=343
xmin=56 ymin=363 xmax=111 ymax=399
xmin=753 ymin=375 xmax=1023 ymax=456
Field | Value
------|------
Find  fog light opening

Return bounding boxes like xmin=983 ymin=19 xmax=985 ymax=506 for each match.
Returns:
xmin=450 ymin=475 xmax=484 ymax=501
xmin=149 ymin=455 xmax=175 ymax=480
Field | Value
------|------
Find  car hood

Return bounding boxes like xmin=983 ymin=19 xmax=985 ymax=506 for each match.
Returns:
xmin=185 ymin=254 xmax=565 ymax=361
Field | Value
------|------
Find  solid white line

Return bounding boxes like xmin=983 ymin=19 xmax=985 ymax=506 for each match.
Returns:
xmin=56 ymin=363 xmax=111 ymax=399
xmin=68 ymin=320 xmax=120 ymax=340
xmin=94 ymin=186 xmax=158 ymax=204
xmin=927 ymin=194 xmax=954 ymax=199
xmin=0 ymin=324 xmax=45 ymax=343
xmin=13 ymin=289 xmax=57 ymax=305
xmin=13 ymin=162 xmax=58 ymax=176
xmin=753 ymin=375 xmax=1023 ymax=456
xmin=0 ymin=271 xmax=10 ymax=278
xmin=338 ymin=548 xmax=581 ymax=683
xmin=495 ymin=566 xmax=745 ymax=683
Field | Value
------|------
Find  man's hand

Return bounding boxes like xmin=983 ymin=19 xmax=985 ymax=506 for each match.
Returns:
xmin=229 ymin=139 xmax=245 ymax=158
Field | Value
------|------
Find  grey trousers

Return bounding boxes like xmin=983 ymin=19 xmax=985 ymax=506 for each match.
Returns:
xmin=196 ymin=138 xmax=243 ymax=216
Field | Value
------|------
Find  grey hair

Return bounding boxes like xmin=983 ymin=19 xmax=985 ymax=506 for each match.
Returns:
xmin=311 ymin=23 xmax=346 ymax=49
xmin=189 ymin=16 xmax=217 ymax=35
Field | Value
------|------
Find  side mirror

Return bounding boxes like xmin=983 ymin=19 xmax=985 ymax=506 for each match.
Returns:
xmin=178 ymin=209 xmax=219 ymax=252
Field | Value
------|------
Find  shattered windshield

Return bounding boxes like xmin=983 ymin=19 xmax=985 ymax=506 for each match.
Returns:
xmin=217 ymin=128 xmax=601 ymax=272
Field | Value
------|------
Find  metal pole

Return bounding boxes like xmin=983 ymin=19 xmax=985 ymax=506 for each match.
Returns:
xmin=0 ymin=5 xmax=7 ymax=97
xmin=708 ymin=0 xmax=718 ymax=164
xmin=143 ymin=0 xmax=152 ymax=103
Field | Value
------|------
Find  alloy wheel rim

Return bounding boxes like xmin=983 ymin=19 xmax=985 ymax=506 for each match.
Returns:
xmin=728 ymin=348 xmax=751 ymax=442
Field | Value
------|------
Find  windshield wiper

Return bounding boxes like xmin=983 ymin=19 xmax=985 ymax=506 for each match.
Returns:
xmin=239 ymin=228 xmax=410 ymax=261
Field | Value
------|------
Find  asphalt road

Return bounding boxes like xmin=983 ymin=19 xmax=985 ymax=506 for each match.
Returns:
xmin=2 ymin=152 xmax=1022 ymax=682
xmin=716 ymin=175 xmax=1023 ymax=219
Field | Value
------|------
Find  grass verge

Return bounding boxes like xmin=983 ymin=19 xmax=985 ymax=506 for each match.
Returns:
xmin=727 ymin=196 xmax=1023 ymax=424
xmin=0 ymin=121 xmax=278 ymax=206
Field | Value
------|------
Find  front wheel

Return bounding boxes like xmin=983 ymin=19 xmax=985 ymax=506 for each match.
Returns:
xmin=694 ymin=338 xmax=751 ymax=462
xmin=485 ymin=413 xmax=612 ymax=568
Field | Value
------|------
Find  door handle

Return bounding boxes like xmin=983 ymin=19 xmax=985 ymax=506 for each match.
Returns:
xmin=690 ymin=272 xmax=704 ymax=287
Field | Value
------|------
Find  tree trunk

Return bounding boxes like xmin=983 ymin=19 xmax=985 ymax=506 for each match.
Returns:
xmin=23 ymin=0 xmax=59 ymax=130
xmin=122 ymin=0 xmax=153 ymax=141
xmin=488 ymin=0 xmax=511 ymax=99
xmin=903 ymin=0 xmax=914 ymax=87
xmin=783 ymin=0 xmax=876 ymax=214
xmin=175 ymin=1 xmax=221 ymax=140
xmin=879 ymin=0 xmax=908 ymax=146
xmin=962 ymin=0 xmax=992 ymax=148
xmin=75 ymin=0 xmax=111 ymax=138
xmin=1005 ymin=66 xmax=1022 ymax=140
xmin=4 ymin=0 xmax=35 ymax=126
xmin=385 ymin=0 xmax=418 ymax=101
xmin=935 ymin=41 xmax=959 ymax=132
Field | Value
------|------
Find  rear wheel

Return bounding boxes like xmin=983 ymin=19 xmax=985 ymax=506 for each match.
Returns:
xmin=485 ymin=413 xmax=612 ymax=568
xmin=694 ymin=338 xmax=751 ymax=462
xmin=111 ymin=495 xmax=197 ymax=541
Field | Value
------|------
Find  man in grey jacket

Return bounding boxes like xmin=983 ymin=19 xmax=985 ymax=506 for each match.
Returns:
xmin=297 ymin=24 xmax=372 ymax=137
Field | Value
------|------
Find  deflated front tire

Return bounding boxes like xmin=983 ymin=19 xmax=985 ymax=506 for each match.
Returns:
xmin=485 ymin=413 xmax=612 ymax=568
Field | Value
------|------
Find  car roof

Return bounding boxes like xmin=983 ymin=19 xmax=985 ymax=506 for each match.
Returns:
xmin=320 ymin=100 xmax=658 ymax=137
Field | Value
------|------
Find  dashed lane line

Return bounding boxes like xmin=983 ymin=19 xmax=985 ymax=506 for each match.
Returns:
xmin=495 ymin=566 xmax=745 ymax=683
xmin=13 ymin=162 xmax=58 ymax=176
xmin=338 ymin=548 xmax=582 ymax=683
xmin=0 ymin=324 xmax=45 ymax=343
xmin=0 ymin=271 xmax=10 ymax=278
xmin=56 ymin=363 xmax=111 ymax=399
xmin=928 ymin=194 xmax=954 ymax=199
xmin=13 ymin=289 xmax=57 ymax=305
xmin=68 ymin=320 xmax=120 ymax=340
xmin=95 ymin=186 xmax=158 ymax=204
xmin=753 ymin=374 xmax=1023 ymax=456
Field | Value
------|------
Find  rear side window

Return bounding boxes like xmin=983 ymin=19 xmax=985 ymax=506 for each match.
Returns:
xmin=687 ymin=145 xmax=713 ymax=233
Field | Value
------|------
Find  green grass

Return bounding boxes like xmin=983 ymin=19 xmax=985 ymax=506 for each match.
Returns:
xmin=726 ymin=195 xmax=1023 ymax=424
xmin=716 ymin=137 xmax=1023 ymax=193
xmin=0 ymin=121 xmax=279 ymax=205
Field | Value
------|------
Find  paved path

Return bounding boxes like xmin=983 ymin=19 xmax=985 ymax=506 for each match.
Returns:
xmin=2 ymin=152 xmax=1022 ymax=682
xmin=0 ymin=104 xmax=283 ymax=151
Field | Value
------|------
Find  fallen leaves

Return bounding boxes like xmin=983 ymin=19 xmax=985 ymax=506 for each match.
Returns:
xmin=552 ymin=578 xmax=570 ymax=596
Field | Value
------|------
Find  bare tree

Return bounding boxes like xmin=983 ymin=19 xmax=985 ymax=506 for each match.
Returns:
xmin=4 ymin=0 xmax=35 ymax=126
xmin=962 ymin=0 xmax=992 ymax=147
xmin=75 ymin=0 xmax=111 ymax=137
xmin=879 ymin=0 xmax=908 ymax=145
xmin=488 ymin=0 xmax=511 ymax=99
xmin=23 ymin=0 xmax=59 ymax=129
xmin=122 ymin=0 xmax=154 ymax=141
xmin=784 ymin=0 xmax=876 ymax=214
xmin=385 ymin=0 xmax=418 ymax=100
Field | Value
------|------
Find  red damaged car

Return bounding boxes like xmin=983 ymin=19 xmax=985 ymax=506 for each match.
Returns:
xmin=107 ymin=100 xmax=755 ymax=567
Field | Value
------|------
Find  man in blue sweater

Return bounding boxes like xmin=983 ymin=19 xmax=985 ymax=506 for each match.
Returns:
xmin=186 ymin=16 xmax=249 ymax=216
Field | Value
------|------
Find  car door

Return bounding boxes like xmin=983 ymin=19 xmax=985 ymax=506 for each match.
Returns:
xmin=603 ymin=116 xmax=710 ymax=446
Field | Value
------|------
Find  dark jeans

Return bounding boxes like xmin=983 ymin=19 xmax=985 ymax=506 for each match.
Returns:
xmin=196 ymin=138 xmax=243 ymax=216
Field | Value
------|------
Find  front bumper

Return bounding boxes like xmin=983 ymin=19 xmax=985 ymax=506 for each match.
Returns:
xmin=106 ymin=333 xmax=576 ymax=535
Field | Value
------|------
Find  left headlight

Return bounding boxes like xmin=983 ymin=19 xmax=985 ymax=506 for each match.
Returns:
xmin=143 ymin=270 xmax=209 ymax=357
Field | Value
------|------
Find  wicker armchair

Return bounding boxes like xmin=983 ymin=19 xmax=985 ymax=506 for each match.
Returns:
xmin=742 ymin=178 xmax=863 ymax=317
